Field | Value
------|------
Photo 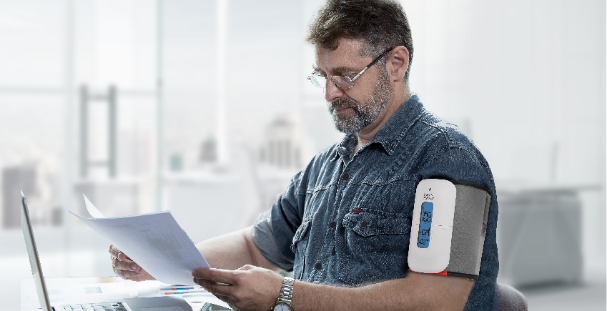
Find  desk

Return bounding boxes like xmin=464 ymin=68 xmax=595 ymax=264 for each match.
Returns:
xmin=21 ymin=277 xmax=229 ymax=311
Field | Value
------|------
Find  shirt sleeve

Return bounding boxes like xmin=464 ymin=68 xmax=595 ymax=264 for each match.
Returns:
xmin=417 ymin=137 xmax=499 ymax=311
xmin=251 ymin=209 xmax=294 ymax=271
xmin=251 ymin=167 xmax=310 ymax=271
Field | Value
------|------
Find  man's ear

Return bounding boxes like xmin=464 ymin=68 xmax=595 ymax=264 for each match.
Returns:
xmin=388 ymin=46 xmax=409 ymax=83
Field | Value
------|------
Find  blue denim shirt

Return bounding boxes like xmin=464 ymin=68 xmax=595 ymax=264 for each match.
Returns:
xmin=256 ymin=94 xmax=499 ymax=310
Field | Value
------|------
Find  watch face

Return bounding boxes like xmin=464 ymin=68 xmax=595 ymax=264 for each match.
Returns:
xmin=274 ymin=303 xmax=292 ymax=311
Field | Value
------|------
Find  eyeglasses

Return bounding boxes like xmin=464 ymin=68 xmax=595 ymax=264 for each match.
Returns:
xmin=307 ymin=47 xmax=393 ymax=90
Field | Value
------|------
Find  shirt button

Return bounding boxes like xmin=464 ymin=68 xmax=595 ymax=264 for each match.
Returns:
xmin=342 ymin=173 xmax=350 ymax=181
xmin=360 ymin=221 xmax=368 ymax=228
xmin=329 ymin=221 xmax=337 ymax=229
xmin=314 ymin=262 xmax=323 ymax=270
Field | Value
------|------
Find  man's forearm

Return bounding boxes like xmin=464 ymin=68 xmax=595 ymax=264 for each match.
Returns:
xmin=292 ymin=272 xmax=474 ymax=311
xmin=195 ymin=226 xmax=279 ymax=271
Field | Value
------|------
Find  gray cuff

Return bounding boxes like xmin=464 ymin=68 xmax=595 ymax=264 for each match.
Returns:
xmin=447 ymin=181 xmax=491 ymax=278
xmin=251 ymin=209 xmax=294 ymax=271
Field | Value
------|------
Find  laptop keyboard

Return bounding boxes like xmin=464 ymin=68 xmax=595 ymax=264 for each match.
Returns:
xmin=52 ymin=302 xmax=127 ymax=311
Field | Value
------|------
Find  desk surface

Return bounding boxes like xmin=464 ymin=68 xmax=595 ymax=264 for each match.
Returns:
xmin=21 ymin=277 xmax=228 ymax=311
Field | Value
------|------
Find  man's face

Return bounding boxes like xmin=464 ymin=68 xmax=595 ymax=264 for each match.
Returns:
xmin=314 ymin=39 xmax=393 ymax=134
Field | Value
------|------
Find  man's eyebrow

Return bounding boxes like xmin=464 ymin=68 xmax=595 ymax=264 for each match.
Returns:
xmin=312 ymin=65 xmax=359 ymax=76
xmin=331 ymin=66 xmax=359 ymax=75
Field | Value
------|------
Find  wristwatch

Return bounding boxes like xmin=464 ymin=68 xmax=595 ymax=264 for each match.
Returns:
xmin=273 ymin=276 xmax=295 ymax=311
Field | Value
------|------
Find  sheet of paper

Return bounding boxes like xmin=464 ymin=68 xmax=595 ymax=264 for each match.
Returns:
xmin=70 ymin=196 xmax=210 ymax=285
xmin=137 ymin=282 xmax=231 ymax=310
xmin=83 ymin=194 xmax=106 ymax=218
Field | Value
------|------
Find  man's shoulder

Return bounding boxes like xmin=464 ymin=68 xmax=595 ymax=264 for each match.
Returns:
xmin=415 ymin=111 xmax=490 ymax=170
xmin=417 ymin=112 xmax=469 ymax=148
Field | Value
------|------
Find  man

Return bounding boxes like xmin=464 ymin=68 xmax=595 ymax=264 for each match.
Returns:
xmin=110 ymin=0 xmax=499 ymax=310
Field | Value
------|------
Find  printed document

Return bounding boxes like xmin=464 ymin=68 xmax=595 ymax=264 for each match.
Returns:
xmin=70 ymin=195 xmax=210 ymax=285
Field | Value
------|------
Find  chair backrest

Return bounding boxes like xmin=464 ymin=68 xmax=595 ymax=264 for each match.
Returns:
xmin=495 ymin=283 xmax=528 ymax=311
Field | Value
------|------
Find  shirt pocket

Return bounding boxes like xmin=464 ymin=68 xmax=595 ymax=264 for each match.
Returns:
xmin=290 ymin=219 xmax=312 ymax=279
xmin=338 ymin=209 xmax=411 ymax=285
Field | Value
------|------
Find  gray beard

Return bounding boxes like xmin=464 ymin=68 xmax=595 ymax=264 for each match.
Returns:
xmin=327 ymin=70 xmax=392 ymax=134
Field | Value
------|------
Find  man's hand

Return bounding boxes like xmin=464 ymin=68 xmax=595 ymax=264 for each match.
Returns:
xmin=109 ymin=244 xmax=155 ymax=282
xmin=192 ymin=265 xmax=283 ymax=311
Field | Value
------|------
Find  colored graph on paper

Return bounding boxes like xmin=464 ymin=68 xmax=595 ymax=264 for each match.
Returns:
xmin=160 ymin=285 xmax=211 ymax=298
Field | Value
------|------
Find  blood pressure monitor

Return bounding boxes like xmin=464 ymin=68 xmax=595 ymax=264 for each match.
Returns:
xmin=408 ymin=179 xmax=491 ymax=279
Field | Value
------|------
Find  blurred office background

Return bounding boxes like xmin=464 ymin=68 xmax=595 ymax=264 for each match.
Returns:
xmin=0 ymin=0 xmax=604 ymax=309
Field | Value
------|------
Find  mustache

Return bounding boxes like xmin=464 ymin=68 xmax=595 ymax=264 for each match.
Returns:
xmin=329 ymin=97 xmax=359 ymax=112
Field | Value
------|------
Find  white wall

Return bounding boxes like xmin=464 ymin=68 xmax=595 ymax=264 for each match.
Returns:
xmin=0 ymin=0 xmax=603 ymax=309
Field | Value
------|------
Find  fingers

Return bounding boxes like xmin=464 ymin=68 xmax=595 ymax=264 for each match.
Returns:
xmin=109 ymin=244 xmax=120 ymax=257
xmin=192 ymin=268 xmax=237 ymax=285
xmin=117 ymin=251 xmax=131 ymax=261
xmin=195 ymin=278 xmax=235 ymax=298
xmin=117 ymin=269 xmax=144 ymax=280
xmin=113 ymin=260 xmax=142 ymax=280
xmin=237 ymin=264 xmax=255 ymax=271
xmin=192 ymin=268 xmax=241 ymax=298
xmin=114 ymin=259 xmax=141 ymax=272
xmin=109 ymin=244 xmax=132 ymax=261
xmin=114 ymin=264 xmax=143 ymax=280
xmin=110 ymin=244 xmax=142 ymax=281
xmin=193 ymin=266 xmax=283 ymax=311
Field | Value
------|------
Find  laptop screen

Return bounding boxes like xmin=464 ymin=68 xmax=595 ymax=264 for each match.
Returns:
xmin=21 ymin=192 xmax=52 ymax=311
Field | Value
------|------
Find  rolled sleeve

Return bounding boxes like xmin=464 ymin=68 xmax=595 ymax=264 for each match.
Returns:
xmin=252 ymin=167 xmax=310 ymax=271
xmin=251 ymin=209 xmax=295 ymax=271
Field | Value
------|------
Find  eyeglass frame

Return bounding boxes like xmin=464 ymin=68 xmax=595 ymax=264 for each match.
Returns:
xmin=307 ymin=47 xmax=394 ymax=90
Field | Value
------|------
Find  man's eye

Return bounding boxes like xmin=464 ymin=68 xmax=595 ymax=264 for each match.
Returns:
xmin=336 ymin=72 xmax=356 ymax=79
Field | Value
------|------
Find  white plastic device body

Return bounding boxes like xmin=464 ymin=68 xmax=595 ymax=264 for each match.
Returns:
xmin=408 ymin=179 xmax=457 ymax=273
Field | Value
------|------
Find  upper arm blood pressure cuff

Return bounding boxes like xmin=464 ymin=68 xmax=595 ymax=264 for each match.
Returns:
xmin=408 ymin=179 xmax=491 ymax=280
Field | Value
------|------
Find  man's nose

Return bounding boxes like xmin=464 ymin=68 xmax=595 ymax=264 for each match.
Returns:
xmin=325 ymin=78 xmax=345 ymax=102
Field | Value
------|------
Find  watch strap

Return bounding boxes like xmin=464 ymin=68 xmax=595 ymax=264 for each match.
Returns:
xmin=275 ymin=276 xmax=295 ymax=309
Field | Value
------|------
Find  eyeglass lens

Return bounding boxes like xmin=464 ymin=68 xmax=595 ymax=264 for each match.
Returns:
xmin=308 ymin=75 xmax=354 ymax=90
xmin=307 ymin=75 xmax=326 ymax=88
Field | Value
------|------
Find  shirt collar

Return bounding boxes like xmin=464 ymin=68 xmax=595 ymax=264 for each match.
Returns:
xmin=332 ymin=133 xmax=357 ymax=162
xmin=370 ymin=94 xmax=423 ymax=155
xmin=331 ymin=94 xmax=424 ymax=161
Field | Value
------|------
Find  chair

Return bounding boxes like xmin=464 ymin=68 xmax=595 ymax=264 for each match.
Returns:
xmin=495 ymin=283 xmax=528 ymax=311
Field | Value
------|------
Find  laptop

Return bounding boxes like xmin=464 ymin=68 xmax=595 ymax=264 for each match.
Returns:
xmin=20 ymin=191 xmax=193 ymax=311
